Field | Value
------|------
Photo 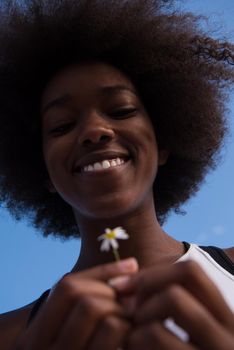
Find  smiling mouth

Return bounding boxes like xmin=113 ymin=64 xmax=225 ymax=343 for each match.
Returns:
xmin=80 ymin=157 xmax=129 ymax=173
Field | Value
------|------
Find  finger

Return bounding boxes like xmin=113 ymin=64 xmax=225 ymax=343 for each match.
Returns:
xmin=134 ymin=284 xmax=233 ymax=350
xmin=127 ymin=322 xmax=199 ymax=350
xmin=113 ymin=260 xmax=234 ymax=327
xmin=24 ymin=278 xmax=119 ymax=349
xmin=51 ymin=296 xmax=124 ymax=350
xmin=77 ymin=257 xmax=139 ymax=281
xmin=87 ymin=315 xmax=131 ymax=350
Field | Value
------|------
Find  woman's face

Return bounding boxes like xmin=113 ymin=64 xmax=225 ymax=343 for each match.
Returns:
xmin=41 ymin=62 xmax=167 ymax=219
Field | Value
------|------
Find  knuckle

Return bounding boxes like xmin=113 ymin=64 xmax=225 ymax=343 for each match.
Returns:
xmin=52 ymin=275 xmax=84 ymax=302
xmin=101 ymin=315 xmax=130 ymax=333
xmin=181 ymin=260 xmax=202 ymax=278
xmin=100 ymin=263 xmax=114 ymax=278
xmin=166 ymin=284 xmax=183 ymax=301
xmin=102 ymin=315 xmax=120 ymax=329
xmin=56 ymin=274 xmax=74 ymax=291
xmin=145 ymin=322 xmax=162 ymax=342
xmin=55 ymin=276 xmax=76 ymax=297
xmin=128 ymin=324 xmax=162 ymax=349
xmin=77 ymin=295 xmax=97 ymax=314
xmin=164 ymin=284 xmax=186 ymax=311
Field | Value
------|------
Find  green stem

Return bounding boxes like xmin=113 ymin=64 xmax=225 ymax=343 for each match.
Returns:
xmin=113 ymin=248 xmax=120 ymax=261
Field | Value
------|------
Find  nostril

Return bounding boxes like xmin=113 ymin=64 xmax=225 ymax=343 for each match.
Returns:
xmin=79 ymin=126 xmax=115 ymax=147
xmin=82 ymin=133 xmax=112 ymax=147
xmin=100 ymin=135 xmax=110 ymax=141
xmin=83 ymin=139 xmax=92 ymax=147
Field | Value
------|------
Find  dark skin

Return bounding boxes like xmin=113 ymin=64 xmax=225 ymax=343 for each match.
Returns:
xmin=6 ymin=62 xmax=234 ymax=350
xmin=41 ymin=62 xmax=179 ymax=270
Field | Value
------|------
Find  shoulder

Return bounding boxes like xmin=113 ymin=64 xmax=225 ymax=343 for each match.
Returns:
xmin=0 ymin=302 xmax=35 ymax=350
xmin=223 ymin=247 xmax=234 ymax=263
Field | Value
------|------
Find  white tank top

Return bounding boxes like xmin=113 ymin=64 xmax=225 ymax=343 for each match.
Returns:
xmin=177 ymin=243 xmax=234 ymax=311
xmin=165 ymin=243 xmax=234 ymax=341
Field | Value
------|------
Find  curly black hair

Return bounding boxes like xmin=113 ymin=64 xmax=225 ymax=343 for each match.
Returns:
xmin=0 ymin=0 xmax=233 ymax=239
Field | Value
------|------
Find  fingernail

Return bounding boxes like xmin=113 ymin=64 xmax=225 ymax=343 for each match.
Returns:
xmin=117 ymin=258 xmax=138 ymax=273
xmin=108 ymin=275 xmax=131 ymax=289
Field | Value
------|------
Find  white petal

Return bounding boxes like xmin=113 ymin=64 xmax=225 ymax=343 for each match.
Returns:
xmin=100 ymin=239 xmax=111 ymax=251
xmin=97 ymin=234 xmax=106 ymax=241
xmin=114 ymin=227 xmax=129 ymax=239
xmin=110 ymin=239 xmax=119 ymax=250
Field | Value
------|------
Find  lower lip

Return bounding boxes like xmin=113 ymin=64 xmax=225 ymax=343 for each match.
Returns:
xmin=74 ymin=159 xmax=131 ymax=177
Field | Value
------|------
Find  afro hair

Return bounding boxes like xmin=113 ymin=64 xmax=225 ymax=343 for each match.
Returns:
xmin=0 ymin=0 xmax=233 ymax=239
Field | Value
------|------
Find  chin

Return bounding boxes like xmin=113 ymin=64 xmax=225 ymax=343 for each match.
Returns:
xmin=75 ymin=193 xmax=143 ymax=221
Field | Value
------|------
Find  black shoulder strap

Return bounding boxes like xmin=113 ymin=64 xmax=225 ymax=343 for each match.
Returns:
xmin=182 ymin=241 xmax=190 ymax=253
xmin=199 ymin=245 xmax=234 ymax=276
xmin=27 ymin=289 xmax=51 ymax=326
xmin=182 ymin=241 xmax=234 ymax=276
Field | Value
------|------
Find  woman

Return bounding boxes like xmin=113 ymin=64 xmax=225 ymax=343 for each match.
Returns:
xmin=0 ymin=0 xmax=233 ymax=349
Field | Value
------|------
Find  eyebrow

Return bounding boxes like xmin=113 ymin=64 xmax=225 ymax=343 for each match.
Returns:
xmin=42 ymin=85 xmax=137 ymax=116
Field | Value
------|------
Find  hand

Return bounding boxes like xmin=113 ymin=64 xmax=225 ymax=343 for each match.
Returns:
xmin=14 ymin=258 xmax=138 ymax=350
xmin=112 ymin=260 xmax=234 ymax=350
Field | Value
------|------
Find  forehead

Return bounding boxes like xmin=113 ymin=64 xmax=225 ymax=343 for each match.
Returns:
xmin=41 ymin=62 xmax=138 ymax=109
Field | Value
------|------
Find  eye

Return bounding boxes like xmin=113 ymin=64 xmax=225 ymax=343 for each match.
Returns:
xmin=109 ymin=108 xmax=138 ymax=119
xmin=49 ymin=122 xmax=76 ymax=136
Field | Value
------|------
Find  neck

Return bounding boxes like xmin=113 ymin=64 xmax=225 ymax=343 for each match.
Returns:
xmin=71 ymin=197 xmax=184 ymax=272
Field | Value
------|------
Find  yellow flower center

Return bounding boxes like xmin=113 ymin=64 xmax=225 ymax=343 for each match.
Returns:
xmin=104 ymin=231 xmax=116 ymax=239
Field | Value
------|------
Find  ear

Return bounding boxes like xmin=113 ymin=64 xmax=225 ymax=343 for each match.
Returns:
xmin=158 ymin=149 xmax=170 ymax=166
xmin=44 ymin=179 xmax=57 ymax=193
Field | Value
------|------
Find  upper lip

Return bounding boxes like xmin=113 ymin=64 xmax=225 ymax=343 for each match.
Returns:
xmin=73 ymin=151 xmax=130 ymax=172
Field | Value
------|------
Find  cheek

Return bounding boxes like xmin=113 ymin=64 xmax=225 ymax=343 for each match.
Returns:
xmin=135 ymin=119 xmax=159 ymax=171
xmin=42 ymin=138 xmax=68 ymax=183
xmin=43 ymin=140 xmax=55 ymax=176
xmin=124 ymin=120 xmax=159 ymax=199
xmin=43 ymin=141 xmax=75 ymax=206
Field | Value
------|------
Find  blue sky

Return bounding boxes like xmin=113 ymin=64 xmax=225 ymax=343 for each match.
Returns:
xmin=1 ymin=0 xmax=234 ymax=313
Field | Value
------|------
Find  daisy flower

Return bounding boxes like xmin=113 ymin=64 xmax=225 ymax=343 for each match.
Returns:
xmin=98 ymin=227 xmax=129 ymax=261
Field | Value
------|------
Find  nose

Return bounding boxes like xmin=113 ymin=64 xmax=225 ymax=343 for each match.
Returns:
xmin=78 ymin=113 xmax=115 ymax=147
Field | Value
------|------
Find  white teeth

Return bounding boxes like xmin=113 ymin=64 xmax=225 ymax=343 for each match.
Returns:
xmin=82 ymin=157 xmax=126 ymax=172
xmin=83 ymin=164 xmax=94 ymax=172
xmin=94 ymin=162 xmax=102 ymax=170
xmin=102 ymin=160 xmax=111 ymax=169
